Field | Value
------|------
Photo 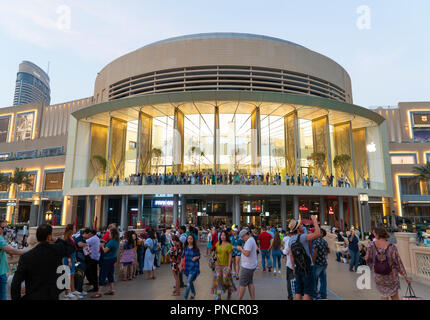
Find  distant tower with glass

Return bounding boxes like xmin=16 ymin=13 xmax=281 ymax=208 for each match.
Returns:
xmin=13 ymin=61 xmax=51 ymax=106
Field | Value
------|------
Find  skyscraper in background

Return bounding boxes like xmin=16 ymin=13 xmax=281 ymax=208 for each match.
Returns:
xmin=13 ymin=61 xmax=51 ymax=106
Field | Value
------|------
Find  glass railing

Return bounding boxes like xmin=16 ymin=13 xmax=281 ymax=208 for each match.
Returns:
xmin=0 ymin=152 xmax=66 ymax=162
xmin=73 ymin=174 xmax=382 ymax=190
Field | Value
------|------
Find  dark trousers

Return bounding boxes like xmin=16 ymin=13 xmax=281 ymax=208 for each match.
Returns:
xmin=86 ymin=258 xmax=99 ymax=290
xmin=286 ymin=267 xmax=294 ymax=300
xmin=179 ymin=270 xmax=185 ymax=287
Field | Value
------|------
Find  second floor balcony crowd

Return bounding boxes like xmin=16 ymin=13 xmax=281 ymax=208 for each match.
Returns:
xmin=100 ymin=172 xmax=372 ymax=189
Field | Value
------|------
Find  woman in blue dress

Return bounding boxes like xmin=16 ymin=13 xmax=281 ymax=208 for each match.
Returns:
xmin=144 ymin=230 xmax=158 ymax=280
xmin=230 ymin=228 xmax=245 ymax=280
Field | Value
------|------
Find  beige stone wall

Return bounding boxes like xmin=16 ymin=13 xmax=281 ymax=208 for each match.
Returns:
xmin=94 ymin=36 xmax=353 ymax=103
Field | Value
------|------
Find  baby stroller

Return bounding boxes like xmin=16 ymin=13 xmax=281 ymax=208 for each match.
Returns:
xmin=74 ymin=261 xmax=85 ymax=293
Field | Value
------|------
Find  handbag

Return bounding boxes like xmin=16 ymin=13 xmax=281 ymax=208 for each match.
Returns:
xmin=208 ymin=251 xmax=217 ymax=271
xmin=403 ymin=284 xmax=422 ymax=300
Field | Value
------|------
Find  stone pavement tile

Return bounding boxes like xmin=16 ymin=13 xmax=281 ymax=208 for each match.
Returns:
xmin=78 ymin=246 xmax=430 ymax=301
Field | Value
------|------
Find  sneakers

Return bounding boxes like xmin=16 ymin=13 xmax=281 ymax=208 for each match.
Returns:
xmin=64 ymin=293 xmax=78 ymax=300
xmin=74 ymin=291 xmax=88 ymax=296
xmin=263 ymin=268 xmax=266 ymax=272
xmin=273 ymin=269 xmax=277 ymax=274
xmin=268 ymin=267 xmax=272 ymax=273
xmin=278 ymin=270 xmax=281 ymax=274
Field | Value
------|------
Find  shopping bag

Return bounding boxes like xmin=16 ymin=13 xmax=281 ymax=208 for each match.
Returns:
xmin=403 ymin=284 xmax=422 ymax=300
xmin=291 ymin=279 xmax=296 ymax=296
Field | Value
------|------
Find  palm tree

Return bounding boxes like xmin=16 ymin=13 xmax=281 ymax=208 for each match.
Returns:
xmin=308 ymin=152 xmax=327 ymax=180
xmin=152 ymin=148 xmax=163 ymax=173
xmin=413 ymin=163 xmax=430 ymax=194
xmin=413 ymin=163 xmax=430 ymax=181
xmin=0 ymin=172 xmax=10 ymax=192
xmin=333 ymin=154 xmax=352 ymax=179
xmin=10 ymin=168 xmax=33 ymax=224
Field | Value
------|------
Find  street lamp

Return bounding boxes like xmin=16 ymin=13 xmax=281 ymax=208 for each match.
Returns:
xmin=359 ymin=193 xmax=369 ymax=240
xmin=45 ymin=210 xmax=53 ymax=222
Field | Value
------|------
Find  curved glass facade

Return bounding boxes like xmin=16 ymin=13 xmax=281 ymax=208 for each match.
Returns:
xmin=72 ymin=99 xmax=386 ymax=191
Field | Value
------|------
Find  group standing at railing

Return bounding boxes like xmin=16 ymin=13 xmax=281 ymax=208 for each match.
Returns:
xmin=107 ymin=172 xmax=371 ymax=189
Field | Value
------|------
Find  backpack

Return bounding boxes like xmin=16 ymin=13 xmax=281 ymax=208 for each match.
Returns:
xmin=291 ymin=234 xmax=311 ymax=274
xmin=373 ymin=243 xmax=392 ymax=276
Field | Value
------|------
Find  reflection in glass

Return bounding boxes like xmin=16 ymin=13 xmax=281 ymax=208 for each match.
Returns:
xmin=261 ymin=115 xmax=285 ymax=175
xmin=299 ymin=119 xmax=314 ymax=176
xmin=124 ymin=120 xmax=138 ymax=178
xmin=0 ymin=116 xmax=10 ymax=143
xmin=152 ymin=116 xmax=174 ymax=174
xmin=219 ymin=113 xmax=251 ymax=173
xmin=184 ymin=113 xmax=214 ymax=172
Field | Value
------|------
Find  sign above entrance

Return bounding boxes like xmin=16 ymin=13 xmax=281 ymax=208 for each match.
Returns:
xmin=7 ymin=202 xmax=16 ymax=207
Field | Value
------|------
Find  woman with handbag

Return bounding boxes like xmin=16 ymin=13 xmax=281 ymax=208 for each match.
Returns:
xmin=144 ymin=230 xmax=158 ymax=280
xmin=169 ymin=236 xmax=183 ymax=296
xmin=211 ymin=231 xmax=237 ymax=300
xmin=365 ymin=227 xmax=411 ymax=300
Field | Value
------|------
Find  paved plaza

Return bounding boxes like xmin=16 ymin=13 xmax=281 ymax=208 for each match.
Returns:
xmin=73 ymin=246 xmax=430 ymax=301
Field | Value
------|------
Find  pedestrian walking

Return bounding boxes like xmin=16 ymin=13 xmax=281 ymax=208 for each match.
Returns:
xmin=288 ymin=215 xmax=321 ymax=300
xmin=120 ymin=231 xmax=135 ymax=281
xmin=237 ymin=229 xmax=258 ymax=300
xmin=312 ymin=228 xmax=329 ymax=300
xmin=182 ymin=235 xmax=200 ymax=300
xmin=271 ymin=231 xmax=283 ymax=274
xmin=144 ymin=230 xmax=158 ymax=280
xmin=230 ymin=228 xmax=244 ymax=280
xmin=257 ymin=226 xmax=273 ymax=272
xmin=211 ymin=231 xmax=236 ymax=300
xmin=0 ymin=220 xmax=24 ymax=300
xmin=91 ymin=228 xmax=120 ymax=298
xmin=348 ymin=228 xmax=359 ymax=272
xmin=365 ymin=227 xmax=411 ymax=300
xmin=282 ymin=231 xmax=294 ymax=300
xmin=169 ymin=236 xmax=183 ymax=296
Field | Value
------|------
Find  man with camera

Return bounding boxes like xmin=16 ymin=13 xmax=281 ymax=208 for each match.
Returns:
xmin=288 ymin=215 xmax=321 ymax=301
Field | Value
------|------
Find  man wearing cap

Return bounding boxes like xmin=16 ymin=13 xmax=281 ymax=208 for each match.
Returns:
xmin=288 ymin=215 xmax=321 ymax=300
xmin=236 ymin=229 xmax=257 ymax=300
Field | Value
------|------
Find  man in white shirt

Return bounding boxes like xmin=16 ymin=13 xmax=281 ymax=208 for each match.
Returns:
xmin=237 ymin=229 xmax=258 ymax=300
xmin=282 ymin=233 xmax=294 ymax=300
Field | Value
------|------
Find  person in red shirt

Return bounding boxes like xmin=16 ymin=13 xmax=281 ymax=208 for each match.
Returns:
xmin=211 ymin=226 xmax=220 ymax=251
xmin=102 ymin=224 xmax=116 ymax=242
xmin=257 ymin=226 xmax=273 ymax=272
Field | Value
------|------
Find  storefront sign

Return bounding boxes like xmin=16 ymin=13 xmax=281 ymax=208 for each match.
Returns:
xmin=154 ymin=200 xmax=174 ymax=207
xmin=7 ymin=202 xmax=16 ymax=207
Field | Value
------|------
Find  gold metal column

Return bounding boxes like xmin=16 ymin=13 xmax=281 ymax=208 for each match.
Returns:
xmin=173 ymin=107 xmax=184 ymax=174
xmin=352 ymin=128 xmax=369 ymax=188
xmin=251 ymin=107 xmax=261 ymax=174
xmin=214 ymin=106 xmax=220 ymax=173
xmin=333 ymin=121 xmax=355 ymax=186
xmin=311 ymin=115 xmax=330 ymax=181
xmin=137 ymin=111 xmax=153 ymax=174
xmin=285 ymin=110 xmax=300 ymax=178
xmin=108 ymin=117 xmax=127 ymax=181
xmin=88 ymin=123 xmax=108 ymax=186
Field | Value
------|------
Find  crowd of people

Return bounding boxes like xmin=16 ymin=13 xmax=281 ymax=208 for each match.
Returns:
xmin=109 ymin=172 xmax=372 ymax=189
xmin=0 ymin=215 xmax=413 ymax=301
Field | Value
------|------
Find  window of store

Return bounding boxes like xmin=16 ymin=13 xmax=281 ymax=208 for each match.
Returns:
xmin=44 ymin=172 xmax=64 ymax=191
xmin=0 ymin=116 xmax=10 ymax=143
xmin=400 ymin=177 xmax=421 ymax=195
xmin=390 ymin=154 xmax=417 ymax=165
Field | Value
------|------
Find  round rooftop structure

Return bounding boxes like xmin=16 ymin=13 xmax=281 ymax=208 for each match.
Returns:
xmin=94 ymin=33 xmax=353 ymax=104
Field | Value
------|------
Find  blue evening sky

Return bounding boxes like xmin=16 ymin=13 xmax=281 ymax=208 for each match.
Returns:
xmin=0 ymin=0 xmax=429 ymax=108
